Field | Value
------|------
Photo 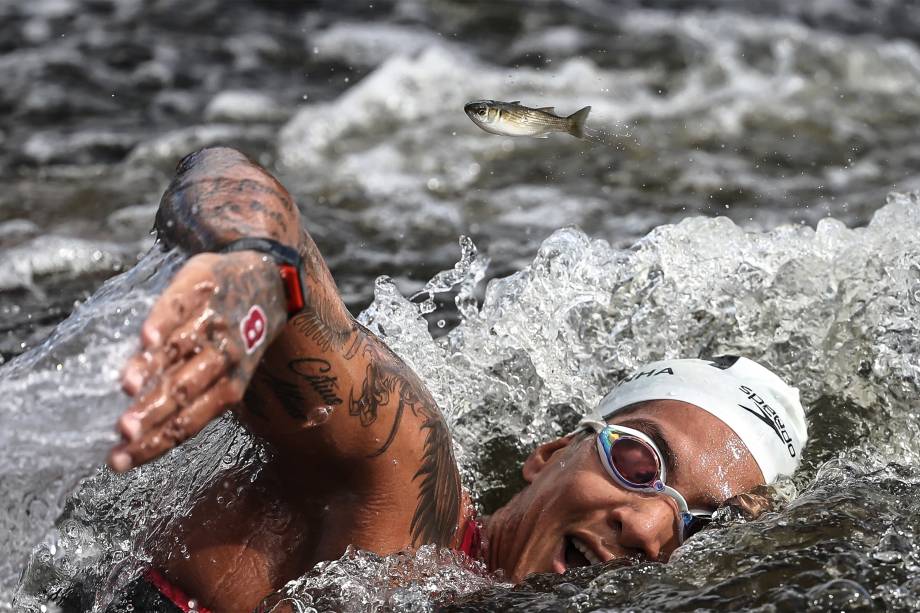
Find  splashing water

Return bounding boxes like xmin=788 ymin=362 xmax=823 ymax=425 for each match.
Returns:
xmin=253 ymin=546 xmax=495 ymax=613
xmin=5 ymin=0 xmax=920 ymax=356
xmin=5 ymin=192 xmax=920 ymax=611
xmin=4 ymin=0 xmax=920 ymax=610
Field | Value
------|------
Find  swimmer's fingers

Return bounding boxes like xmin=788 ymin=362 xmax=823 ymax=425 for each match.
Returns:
xmin=718 ymin=486 xmax=776 ymax=521
xmin=132 ymin=249 xmax=282 ymax=368
xmin=112 ymin=250 xmax=285 ymax=471
xmin=121 ymin=254 xmax=223 ymax=394
xmin=121 ymin=350 xmax=168 ymax=397
xmin=140 ymin=254 xmax=223 ymax=349
xmin=118 ymin=344 xmax=234 ymax=441
xmin=122 ymin=311 xmax=224 ymax=396
xmin=109 ymin=377 xmax=243 ymax=472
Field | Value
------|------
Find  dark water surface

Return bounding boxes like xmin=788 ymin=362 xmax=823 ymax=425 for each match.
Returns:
xmin=2 ymin=1 xmax=920 ymax=611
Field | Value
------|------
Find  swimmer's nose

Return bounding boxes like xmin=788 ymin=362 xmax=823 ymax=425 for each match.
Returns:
xmin=609 ymin=499 xmax=679 ymax=561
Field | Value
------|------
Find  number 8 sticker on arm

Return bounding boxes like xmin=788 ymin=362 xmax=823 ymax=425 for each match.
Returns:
xmin=241 ymin=305 xmax=268 ymax=354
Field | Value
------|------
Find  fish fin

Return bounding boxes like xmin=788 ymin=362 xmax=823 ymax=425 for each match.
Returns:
xmin=537 ymin=106 xmax=556 ymax=113
xmin=566 ymin=105 xmax=591 ymax=139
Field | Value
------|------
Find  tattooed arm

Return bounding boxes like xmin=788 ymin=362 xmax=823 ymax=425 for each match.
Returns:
xmin=240 ymin=214 xmax=463 ymax=549
xmin=111 ymin=147 xmax=462 ymax=550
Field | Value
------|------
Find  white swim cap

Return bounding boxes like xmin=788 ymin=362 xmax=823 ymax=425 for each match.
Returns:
xmin=593 ymin=356 xmax=808 ymax=483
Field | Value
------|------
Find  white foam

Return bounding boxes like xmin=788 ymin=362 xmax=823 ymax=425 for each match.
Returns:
xmin=204 ymin=90 xmax=286 ymax=123
xmin=0 ymin=236 xmax=130 ymax=292
xmin=311 ymin=22 xmax=452 ymax=66
xmin=361 ymin=191 xmax=920 ymax=464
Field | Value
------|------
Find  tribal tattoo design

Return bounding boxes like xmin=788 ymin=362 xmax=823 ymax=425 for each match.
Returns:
xmin=344 ymin=330 xmax=461 ymax=546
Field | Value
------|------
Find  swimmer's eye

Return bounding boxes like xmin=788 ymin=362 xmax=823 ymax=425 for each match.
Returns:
xmin=477 ymin=109 xmax=487 ymax=117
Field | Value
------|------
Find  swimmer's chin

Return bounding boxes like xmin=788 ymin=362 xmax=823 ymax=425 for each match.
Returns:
xmin=513 ymin=535 xmax=600 ymax=581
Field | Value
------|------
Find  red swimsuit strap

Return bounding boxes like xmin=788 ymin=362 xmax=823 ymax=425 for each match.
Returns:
xmin=458 ymin=515 xmax=483 ymax=560
xmin=146 ymin=520 xmax=482 ymax=612
xmin=144 ymin=568 xmax=213 ymax=613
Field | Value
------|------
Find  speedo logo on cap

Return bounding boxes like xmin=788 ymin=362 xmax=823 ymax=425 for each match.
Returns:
xmin=737 ymin=385 xmax=796 ymax=457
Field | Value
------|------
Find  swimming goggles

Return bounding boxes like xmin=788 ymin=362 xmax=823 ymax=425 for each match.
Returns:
xmin=578 ymin=419 xmax=712 ymax=543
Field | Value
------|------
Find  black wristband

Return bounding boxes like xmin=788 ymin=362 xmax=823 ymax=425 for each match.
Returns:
xmin=220 ymin=237 xmax=307 ymax=317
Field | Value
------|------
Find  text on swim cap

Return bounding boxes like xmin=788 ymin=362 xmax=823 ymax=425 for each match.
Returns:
xmin=738 ymin=385 xmax=796 ymax=457
xmin=622 ymin=367 xmax=674 ymax=383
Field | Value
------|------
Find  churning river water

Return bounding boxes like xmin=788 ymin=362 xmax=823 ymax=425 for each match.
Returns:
xmin=3 ymin=1 xmax=920 ymax=611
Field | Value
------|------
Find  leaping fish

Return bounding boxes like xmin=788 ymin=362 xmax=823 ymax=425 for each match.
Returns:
xmin=464 ymin=100 xmax=591 ymax=139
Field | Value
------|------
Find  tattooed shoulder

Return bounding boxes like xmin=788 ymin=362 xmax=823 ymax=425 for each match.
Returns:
xmin=343 ymin=328 xmax=461 ymax=546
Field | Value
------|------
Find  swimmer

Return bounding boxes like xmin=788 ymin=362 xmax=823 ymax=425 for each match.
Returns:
xmin=107 ymin=147 xmax=808 ymax=612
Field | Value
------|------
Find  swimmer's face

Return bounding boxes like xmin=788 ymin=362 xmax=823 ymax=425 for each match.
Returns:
xmin=485 ymin=400 xmax=764 ymax=581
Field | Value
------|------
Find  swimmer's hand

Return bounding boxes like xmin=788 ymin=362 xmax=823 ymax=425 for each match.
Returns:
xmin=109 ymin=250 xmax=287 ymax=472
xmin=715 ymin=485 xmax=777 ymax=521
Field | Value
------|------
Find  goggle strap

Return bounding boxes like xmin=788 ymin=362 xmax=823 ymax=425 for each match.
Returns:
xmin=660 ymin=484 xmax=690 ymax=514
xmin=575 ymin=419 xmax=606 ymax=435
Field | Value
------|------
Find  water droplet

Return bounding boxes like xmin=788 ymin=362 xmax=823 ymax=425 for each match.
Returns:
xmin=872 ymin=550 xmax=902 ymax=563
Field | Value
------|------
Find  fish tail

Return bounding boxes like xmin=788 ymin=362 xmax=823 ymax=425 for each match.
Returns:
xmin=566 ymin=106 xmax=591 ymax=139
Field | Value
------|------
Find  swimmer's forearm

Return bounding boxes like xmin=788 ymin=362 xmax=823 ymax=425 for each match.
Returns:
xmin=154 ymin=147 xmax=354 ymax=339
xmin=154 ymin=146 xmax=359 ymax=413
xmin=154 ymin=147 xmax=301 ymax=252
xmin=151 ymin=149 xmax=363 ymax=432
xmin=149 ymin=149 xmax=462 ymax=546
xmin=113 ymin=147 xmax=347 ymax=471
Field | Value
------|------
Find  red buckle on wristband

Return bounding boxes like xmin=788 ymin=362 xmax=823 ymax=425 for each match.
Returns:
xmin=279 ymin=263 xmax=306 ymax=314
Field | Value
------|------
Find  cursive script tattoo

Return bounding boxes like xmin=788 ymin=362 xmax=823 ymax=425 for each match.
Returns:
xmin=288 ymin=357 xmax=343 ymax=408
xmin=342 ymin=331 xmax=374 ymax=360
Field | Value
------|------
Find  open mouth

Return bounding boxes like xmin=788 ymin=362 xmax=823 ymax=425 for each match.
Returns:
xmin=563 ymin=535 xmax=602 ymax=569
